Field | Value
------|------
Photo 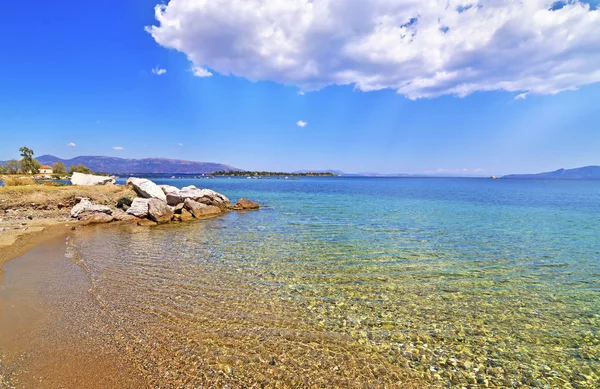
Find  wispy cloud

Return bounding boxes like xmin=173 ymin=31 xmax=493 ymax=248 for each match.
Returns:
xmin=113 ymin=146 xmax=124 ymax=151
xmin=67 ymin=142 xmax=76 ymax=147
xmin=192 ymin=65 xmax=212 ymax=77
xmin=296 ymin=120 xmax=307 ymax=128
xmin=177 ymin=143 xmax=184 ymax=146
xmin=152 ymin=67 xmax=167 ymax=75
xmin=297 ymin=90 xmax=305 ymax=96
xmin=514 ymin=93 xmax=528 ymax=100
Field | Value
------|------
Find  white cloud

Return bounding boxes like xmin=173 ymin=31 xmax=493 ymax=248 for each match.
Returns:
xmin=177 ymin=142 xmax=184 ymax=146
xmin=152 ymin=67 xmax=167 ymax=75
xmin=297 ymin=90 xmax=305 ymax=96
xmin=192 ymin=65 xmax=212 ymax=77
xmin=146 ymin=0 xmax=600 ymax=99
xmin=113 ymin=146 xmax=124 ymax=151
xmin=296 ymin=120 xmax=307 ymax=127
xmin=514 ymin=92 xmax=529 ymax=100
xmin=67 ymin=142 xmax=76 ymax=147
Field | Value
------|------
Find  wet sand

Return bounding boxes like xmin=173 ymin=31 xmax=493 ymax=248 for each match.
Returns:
xmin=0 ymin=234 xmax=146 ymax=388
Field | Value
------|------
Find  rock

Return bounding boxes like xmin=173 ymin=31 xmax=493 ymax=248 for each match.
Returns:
xmin=70 ymin=198 xmax=112 ymax=218
xmin=126 ymin=178 xmax=167 ymax=201
xmin=71 ymin=172 xmax=116 ymax=186
xmin=180 ymin=208 xmax=194 ymax=221
xmin=137 ymin=218 xmax=157 ymax=227
xmin=79 ymin=212 xmax=114 ymax=225
xmin=112 ymin=208 xmax=137 ymax=222
xmin=233 ymin=198 xmax=260 ymax=210
xmin=158 ymin=185 xmax=180 ymax=195
xmin=148 ymin=199 xmax=173 ymax=224
xmin=126 ymin=198 xmax=150 ymax=218
xmin=117 ymin=197 xmax=133 ymax=210
xmin=167 ymin=187 xmax=230 ymax=209
xmin=173 ymin=203 xmax=185 ymax=214
xmin=183 ymin=198 xmax=222 ymax=219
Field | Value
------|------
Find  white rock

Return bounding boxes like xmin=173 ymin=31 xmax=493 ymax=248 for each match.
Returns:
xmin=71 ymin=172 xmax=115 ymax=186
xmin=70 ymin=198 xmax=112 ymax=218
xmin=126 ymin=178 xmax=166 ymax=201
xmin=158 ymin=185 xmax=180 ymax=195
xmin=166 ymin=187 xmax=230 ymax=208
xmin=126 ymin=198 xmax=150 ymax=218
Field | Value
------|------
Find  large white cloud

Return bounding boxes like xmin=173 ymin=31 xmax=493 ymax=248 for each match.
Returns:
xmin=146 ymin=0 xmax=600 ymax=99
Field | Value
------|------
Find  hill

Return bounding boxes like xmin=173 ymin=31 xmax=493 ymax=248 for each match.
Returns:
xmin=23 ymin=155 xmax=242 ymax=174
xmin=502 ymin=166 xmax=600 ymax=179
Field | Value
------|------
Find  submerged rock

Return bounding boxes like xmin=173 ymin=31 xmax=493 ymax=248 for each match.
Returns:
xmin=126 ymin=198 xmax=150 ymax=218
xmin=71 ymin=172 xmax=116 ymax=186
xmin=148 ymin=199 xmax=173 ymax=224
xmin=183 ymin=198 xmax=222 ymax=219
xmin=126 ymin=178 xmax=167 ymax=201
xmin=233 ymin=198 xmax=260 ymax=210
xmin=70 ymin=198 xmax=112 ymax=218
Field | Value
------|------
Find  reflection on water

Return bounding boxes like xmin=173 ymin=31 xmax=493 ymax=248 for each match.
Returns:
xmin=69 ymin=178 xmax=599 ymax=388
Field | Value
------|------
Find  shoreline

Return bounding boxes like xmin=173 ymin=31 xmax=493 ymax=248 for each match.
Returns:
xmin=0 ymin=220 xmax=77 ymax=280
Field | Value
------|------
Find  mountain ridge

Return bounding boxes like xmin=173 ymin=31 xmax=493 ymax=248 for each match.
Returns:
xmin=13 ymin=155 xmax=243 ymax=174
xmin=502 ymin=166 xmax=600 ymax=179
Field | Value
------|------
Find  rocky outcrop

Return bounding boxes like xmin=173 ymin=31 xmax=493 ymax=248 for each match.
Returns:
xmin=167 ymin=186 xmax=230 ymax=209
xmin=70 ymin=198 xmax=112 ymax=218
xmin=233 ymin=198 xmax=260 ymax=210
xmin=126 ymin=198 xmax=150 ymax=218
xmin=126 ymin=178 xmax=167 ymax=201
xmin=183 ymin=198 xmax=222 ymax=219
xmin=148 ymin=199 xmax=173 ymax=224
xmin=79 ymin=212 xmax=114 ymax=225
xmin=71 ymin=172 xmax=115 ymax=186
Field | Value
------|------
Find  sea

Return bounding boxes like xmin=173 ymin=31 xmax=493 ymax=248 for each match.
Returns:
xmin=3 ymin=177 xmax=600 ymax=388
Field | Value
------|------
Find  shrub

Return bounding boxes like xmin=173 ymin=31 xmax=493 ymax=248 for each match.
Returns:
xmin=2 ymin=176 xmax=36 ymax=186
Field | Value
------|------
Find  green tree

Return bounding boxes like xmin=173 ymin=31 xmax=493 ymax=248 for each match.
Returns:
xmin=52 ymin=161 xmax=67 ymax=174
xmin=0 ymin=164 xmax=6 ymax=174
xmin=19 ymin=146 xmax=38 ymax=174
xmin=69 ymin=164 xmax=91 ymax=174
xmin=5 ymin=159 xmax=20 ymax=174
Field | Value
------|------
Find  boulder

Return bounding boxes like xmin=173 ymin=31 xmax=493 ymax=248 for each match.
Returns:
xmin=180 ymin=208 xmax=194 ymax=222
xmin=126 ymin=198 xmax=150 ymax=218
xmin=183 ymin=198 xmax=222 ymax=219
xmin=233 ymin=198 xmax=260 ymax=210
xmin=158 ymin=185 xmax=180 ymax=195
xmin=71 ymin=172 xmax=116 ymax=186
xmin=70 ymin=198 xmax=113 ymax=218
xmin=173 ymin=203 xmax=185 ymax=214
xmin=167 ymin=187 xmax=230 ymax=209
xmin=79 ymin=212 xmax=114 ymax=225
xmin=137 ymin=218 xmax=158 ymax=227
xmin=112 ymin=208 xmax=137 ymax=222
xmin=126 ymin=178 xmax=167 ymax=201
xmin=148 ymin=199 xmax=173 ymax=224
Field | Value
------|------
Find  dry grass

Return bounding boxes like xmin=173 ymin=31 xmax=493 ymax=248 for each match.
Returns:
xmin=0 ymin=184 xmax=135 ymax=211
xmin=1 ymin=176 xmax=36 ymax=186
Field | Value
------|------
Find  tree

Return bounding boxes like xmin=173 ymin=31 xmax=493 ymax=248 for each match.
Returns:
xmin=52 ymin=161 xmax=67 ymax=175
xmin=69 ymin=164 xmax=91 ymax=174
xmin=0 ymin=164 xmax=6 ymax=174
xmin=19 ymin=146 xmax=38 ymax=174
xmin=5 ymin=159 xmax=20 ymax=174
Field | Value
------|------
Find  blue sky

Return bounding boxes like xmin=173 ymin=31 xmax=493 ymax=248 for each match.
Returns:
xmin=1 ymin=0 xmax=599 ymax=175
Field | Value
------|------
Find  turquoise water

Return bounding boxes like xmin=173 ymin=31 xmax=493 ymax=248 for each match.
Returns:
xmin=74 ymin=177 xmax=599 ymax=387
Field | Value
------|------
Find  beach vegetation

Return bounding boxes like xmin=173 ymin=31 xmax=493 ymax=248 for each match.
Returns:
xmin=52 ymin=162 xmax=67 ymax=175
xmin=5 ymin=159 xmax=21 ymax=174
xmin=19 ymin=146 xmax=39 ymax=174
xmin=1 ymin=176 xmax=36 ymax=186
xmin=69 ymin=164 xmax=91 ymax=174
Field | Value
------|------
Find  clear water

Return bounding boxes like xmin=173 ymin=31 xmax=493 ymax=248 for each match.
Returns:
xmin=72 ymin=177 xmax=600 ymax=387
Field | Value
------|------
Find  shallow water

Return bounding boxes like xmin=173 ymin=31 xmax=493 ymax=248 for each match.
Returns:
xmin=7 ymin=177 xmax=600 ymax=387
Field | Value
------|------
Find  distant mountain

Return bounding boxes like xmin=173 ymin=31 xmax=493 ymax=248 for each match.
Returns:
xmin=25 ymin=155 xmax=242 ymax=174
xmin=503 ymin=166 xmax=600 ymax=179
